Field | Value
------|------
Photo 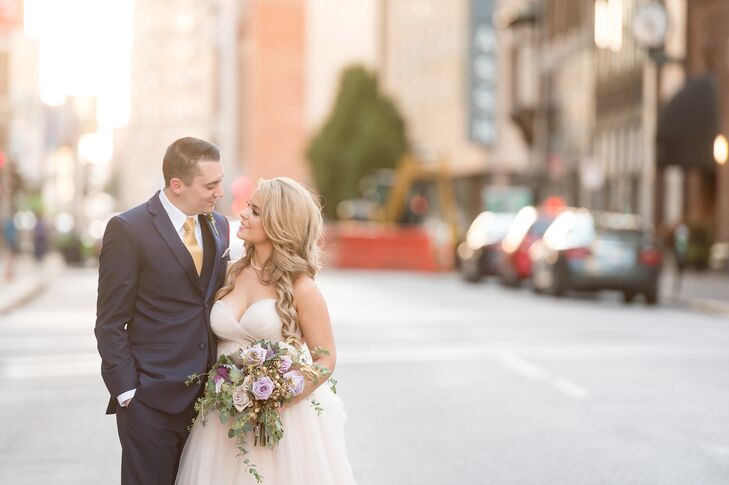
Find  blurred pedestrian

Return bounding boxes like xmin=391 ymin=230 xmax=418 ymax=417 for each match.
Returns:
xmin=2 ymin=216 xmax=18 ymax=281
xmin=33 ymin=214 xmax=50 ymax=263
xmin=670 ymin=222 xmax=689 ymax=297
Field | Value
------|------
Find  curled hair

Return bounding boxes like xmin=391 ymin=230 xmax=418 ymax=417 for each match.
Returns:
xmin=216 ymin=177 xmax=324 ymax=340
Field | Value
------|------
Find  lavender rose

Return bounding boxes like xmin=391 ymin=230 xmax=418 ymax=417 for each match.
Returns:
xmin=231 ymin=386 xmax=252 ymax=412
xmin=251 ymin=376 xmax=275 ymax=400
xmin=278 ymin=356 xmax=293 ymax=374
xmin=243 ymin=344 xmax=266 ymax=367
xmin=284 ymin=370 xmax=305 ymax=397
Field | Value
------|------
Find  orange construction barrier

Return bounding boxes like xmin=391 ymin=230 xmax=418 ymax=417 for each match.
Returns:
xmin=324 ymin=223 xmax=444 ymax=272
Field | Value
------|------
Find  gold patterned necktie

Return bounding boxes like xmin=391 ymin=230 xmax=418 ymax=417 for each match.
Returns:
xmin=183 ymin=216 xmax=203 ymax=276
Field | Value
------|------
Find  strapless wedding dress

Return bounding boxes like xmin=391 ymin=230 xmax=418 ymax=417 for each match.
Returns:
xmin=175 ymin=299 xmax=357 ymax=485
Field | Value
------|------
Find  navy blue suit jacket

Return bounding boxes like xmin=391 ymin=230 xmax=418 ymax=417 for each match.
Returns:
xmin=95 ymin=192 xmax=230 ymax=415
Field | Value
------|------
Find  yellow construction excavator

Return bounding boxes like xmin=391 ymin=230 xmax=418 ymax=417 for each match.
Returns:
xmin=378 ymin=154 xmax=460 ymax=242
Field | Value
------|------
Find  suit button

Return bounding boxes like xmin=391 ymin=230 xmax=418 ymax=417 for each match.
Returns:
xmin=199 ymin=342 xmax=207 ymax=350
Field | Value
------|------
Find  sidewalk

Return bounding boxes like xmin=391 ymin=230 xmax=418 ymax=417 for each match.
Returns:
xmin=0 ymin=253 xmax=64 ymax=313
xmin=661 ymin=268 xmax=729 ymax=316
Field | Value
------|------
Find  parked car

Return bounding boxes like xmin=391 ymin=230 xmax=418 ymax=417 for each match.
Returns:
xmin=499 ymin=205 xmax=561 ymax=286
xmin=457 ymin=211 xmax=516 ymax=282
xmin=529 ymin=209 xmax=662 ymax=304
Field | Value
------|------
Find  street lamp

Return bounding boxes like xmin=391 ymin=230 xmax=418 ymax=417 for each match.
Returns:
xmin=629 ymin=1 xmax=677 ymax=229
xmin=714 ymin=135 xmax=728 ymax=166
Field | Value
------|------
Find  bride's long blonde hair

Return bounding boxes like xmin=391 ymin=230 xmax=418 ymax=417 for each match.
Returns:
xmin=215 ymin=177 xmax=324 ymax=340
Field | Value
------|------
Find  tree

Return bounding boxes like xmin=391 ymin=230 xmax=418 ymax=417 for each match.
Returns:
xmin=307 ymin=65 xmax=408 ymax=218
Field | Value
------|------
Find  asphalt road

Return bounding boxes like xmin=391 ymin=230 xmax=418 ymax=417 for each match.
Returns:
xmin=1 ymin=267 xmax=728 ymax=484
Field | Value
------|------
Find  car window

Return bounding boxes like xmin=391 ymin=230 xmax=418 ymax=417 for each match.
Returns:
xmin=488 ymin=214 xmax=516 ymax=240
xmin=595 ymin=229 xmax=643 ymax=245
xmin=530 ymin=217 xmax=555 ymax=237
xmin=542 ymin=211 xmax=595 ymax=249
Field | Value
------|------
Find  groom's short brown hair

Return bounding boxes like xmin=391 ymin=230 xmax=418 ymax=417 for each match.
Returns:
xmin=163 ymin=137 xmax=220 ymax=186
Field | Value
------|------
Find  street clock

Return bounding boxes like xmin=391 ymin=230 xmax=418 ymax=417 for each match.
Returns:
xmin=631 ymin=2 xmax=669 ymax=49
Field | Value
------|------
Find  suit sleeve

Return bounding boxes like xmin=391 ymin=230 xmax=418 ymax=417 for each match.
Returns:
xmin=94 ymin=216 xmax=139 ymax=398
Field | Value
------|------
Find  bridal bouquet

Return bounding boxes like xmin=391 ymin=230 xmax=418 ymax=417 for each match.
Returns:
xmin=185 ymin=338 xmax=334 ymax=483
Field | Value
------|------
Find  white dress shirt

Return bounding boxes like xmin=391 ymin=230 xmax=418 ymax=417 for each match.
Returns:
xmin=117 ymin=189 xmax=204 ymax=406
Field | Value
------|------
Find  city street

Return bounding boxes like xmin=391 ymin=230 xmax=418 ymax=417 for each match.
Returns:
xmin=1 ymin=267 xmax=728 ymax=485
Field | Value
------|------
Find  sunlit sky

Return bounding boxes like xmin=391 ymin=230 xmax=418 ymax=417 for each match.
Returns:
xmin=24 ymin=0 xmax=133 ymax=128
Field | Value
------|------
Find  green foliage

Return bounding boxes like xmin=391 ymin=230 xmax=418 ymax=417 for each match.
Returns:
xmin=307 ymin=65 xmax=408 ymax=218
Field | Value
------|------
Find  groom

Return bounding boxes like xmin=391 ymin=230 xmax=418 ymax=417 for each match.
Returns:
xmin=95 ymin=137 xmax=230 ymax=485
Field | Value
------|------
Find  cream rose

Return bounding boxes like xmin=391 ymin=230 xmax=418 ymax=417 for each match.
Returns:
xmin=231 ymin=386 xmax=252 ymax=412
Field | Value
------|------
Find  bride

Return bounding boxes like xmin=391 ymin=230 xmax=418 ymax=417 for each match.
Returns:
xmin=175 ymin=177 xmax=357 ymax=485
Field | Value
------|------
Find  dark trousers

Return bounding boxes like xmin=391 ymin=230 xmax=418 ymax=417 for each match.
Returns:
xmin=116 ymin=399 xmax=196 ymax=485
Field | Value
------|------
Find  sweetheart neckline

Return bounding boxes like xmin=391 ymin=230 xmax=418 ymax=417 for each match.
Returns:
xmin=216 ymin=298 xmax=276 ymax=322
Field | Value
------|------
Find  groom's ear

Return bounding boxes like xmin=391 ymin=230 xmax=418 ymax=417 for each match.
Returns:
xmin=169 ymin=178 xmax=185 ymax=195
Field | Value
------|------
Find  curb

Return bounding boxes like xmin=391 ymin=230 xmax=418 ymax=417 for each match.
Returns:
xmin=680 ymin=297 xmax=729 ymax=317
xmin=0 ymin=277 xmax=46 ymax=314
xmin=664 ymin=295 xmax=729 ymax=317
xmin=0 ymin=255 xmax=64 ymax=314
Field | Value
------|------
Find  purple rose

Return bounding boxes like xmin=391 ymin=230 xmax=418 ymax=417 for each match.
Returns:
xmin=243 ymin=344 xmax=266 ymax=367
xmin=216 ymin=366 xmax=231 ymax=381
xmin=278 ymin=356 xmax=293 ymax=374
xmin=284 ymin=370 xmax=305 ymax=397
xmin=213 ymin=366 xmax=231 ymax=393
xmin=251 ymin=376 xmax=274 ymax=400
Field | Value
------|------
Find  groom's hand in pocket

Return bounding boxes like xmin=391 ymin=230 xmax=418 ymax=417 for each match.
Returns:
xmin=122 ymin=398 xmax=134 ymax=408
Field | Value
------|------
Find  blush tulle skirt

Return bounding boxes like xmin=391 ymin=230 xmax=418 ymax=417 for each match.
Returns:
xmin=175 ymin=387 xmax=357 ymax=485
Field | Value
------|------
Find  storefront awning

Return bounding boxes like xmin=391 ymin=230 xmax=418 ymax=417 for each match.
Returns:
xmin=656 ymin=74 xmax=720 ymax=172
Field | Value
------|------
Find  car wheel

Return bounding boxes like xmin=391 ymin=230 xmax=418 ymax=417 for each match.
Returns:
xmin=531 ymin=279 xmax=543 ymax=294
xmin=622 ymin=291 xmax=636 ymax=304
xmin=501 ymin=265 xmax=520 ymax=287
xmin=460 ymin=266 xmax=481 ymax=283
xmin=645 ymin=289 xmax=658 ymax=306
xmin=551 ymin=267 xmax=566 ymax=297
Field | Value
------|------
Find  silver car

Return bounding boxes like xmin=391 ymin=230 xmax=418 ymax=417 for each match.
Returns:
xmin=530 ymin=209 xmax=663 ymax=304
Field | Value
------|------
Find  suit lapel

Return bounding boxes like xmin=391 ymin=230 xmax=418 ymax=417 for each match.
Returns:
xmin=149 ymin=193 xmax=202 ymax=293
xmin=202 ymin=214 xmax=224 ymax=299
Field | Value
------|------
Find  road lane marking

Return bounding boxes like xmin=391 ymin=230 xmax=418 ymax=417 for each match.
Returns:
xmin=496 ymin=351 xmax=550 ymax=380
xmin=0 ymin=336 xmax=96 ymax=351
xmin=552 ymin=378 xmax=591 ymax=400
xmin=0 ymin=354 xmax=100 ymax=379
xmin=4 ymin=344 xmax=729 ymax=379
xmin=497 ymin=351 xmax=590 ymax=400
xmin=335 ymin=345 xmax=729 ymax=363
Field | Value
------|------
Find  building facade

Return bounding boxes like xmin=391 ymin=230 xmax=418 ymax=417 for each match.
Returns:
xmin=380 ymin=0 xmax=531 ymax=222
xmin=237 ymin=0 xmax=308 ymax=187
xmin=685 ymin=0 xmax=729 ymax=243
xmin=119 ymin=0 xmax=225 ymax=209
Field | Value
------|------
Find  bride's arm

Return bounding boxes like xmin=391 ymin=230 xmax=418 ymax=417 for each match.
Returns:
xmin=285 ymin=275 xmax=336 ymax=406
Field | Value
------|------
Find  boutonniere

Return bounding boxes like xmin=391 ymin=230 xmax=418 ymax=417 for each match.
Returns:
xmin=206 ymin=213 xmax=220 ymax=238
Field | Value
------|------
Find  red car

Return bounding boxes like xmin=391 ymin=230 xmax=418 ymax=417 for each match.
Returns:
xmin=499 ymin=205 xmax=561 ymax=286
